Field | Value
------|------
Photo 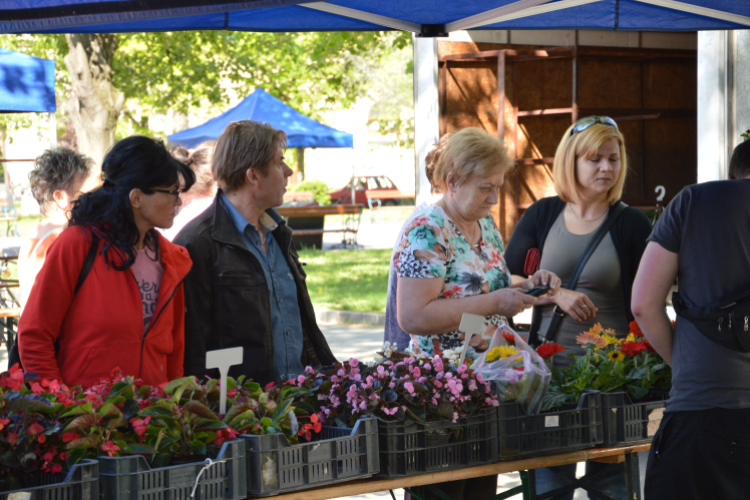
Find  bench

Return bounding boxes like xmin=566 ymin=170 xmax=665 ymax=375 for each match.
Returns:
xmin=283 ymin=191 xmax=314 ymax=203
xmin=276 ymin=204 xmax=364 ymax=249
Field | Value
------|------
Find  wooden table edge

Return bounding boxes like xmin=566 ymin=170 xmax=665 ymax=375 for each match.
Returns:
xmin=247 ymin=443 xmax=651 ymax=500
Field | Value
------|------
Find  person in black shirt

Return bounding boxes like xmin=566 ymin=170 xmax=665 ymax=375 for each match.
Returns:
xmin=633 ymin=139 xmax=750 ymax=499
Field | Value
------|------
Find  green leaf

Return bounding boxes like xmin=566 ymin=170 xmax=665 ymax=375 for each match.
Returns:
xmin=67 ymin=448 xmax=87 ymax=468
xmin=9 ymin=395 xmax=53 ymax=415
xmin=151 ymin=451 xmax=172 ymax=468
xmin=188 ymin=440 xmax=207 ymax=456
xmin=273 ymin=399 xmax=292 ymax=420
xmin=0 ymin=449 xmax=20 ymax=468
xmin=125 ymin=443 xmax=157 ymax=454
xmin=66 ymin=436 xmax=99 ymax=450
xmin=139 ymin=406 xmax=178 ymax=419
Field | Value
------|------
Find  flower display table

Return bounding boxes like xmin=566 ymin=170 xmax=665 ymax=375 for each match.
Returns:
xmin=245 ymin=443 xmax=650 ymax=500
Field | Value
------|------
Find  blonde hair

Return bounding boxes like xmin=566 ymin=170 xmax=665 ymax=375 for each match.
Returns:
xmin=212 ymin=121 xmax=287 ymax=192
xmin=553 ymin=122 xmax=628 ymax=205
xmin=432 ymin=128 xmax=513 ymax=191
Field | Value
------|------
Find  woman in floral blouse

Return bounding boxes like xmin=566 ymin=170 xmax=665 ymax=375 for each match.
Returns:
xmin=393 ymin=128 xmax=561 ymax=358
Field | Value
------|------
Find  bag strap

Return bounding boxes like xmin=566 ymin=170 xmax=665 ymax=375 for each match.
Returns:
xmin=74 ymin=233 xmax=99 ymax=294
xmin=530 ymin=202 xmax=628 ymax=346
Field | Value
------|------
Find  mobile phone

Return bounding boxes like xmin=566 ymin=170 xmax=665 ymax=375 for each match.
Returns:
xmin=524 ymin=285 xmax=550 ymax=297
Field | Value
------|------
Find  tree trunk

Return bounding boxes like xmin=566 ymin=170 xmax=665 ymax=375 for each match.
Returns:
xmin=63 ymin=34 xmax=124 ymax=186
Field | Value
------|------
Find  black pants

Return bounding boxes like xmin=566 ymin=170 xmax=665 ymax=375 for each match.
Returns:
xmin=645 ymin=408 xmax=750 ymax=499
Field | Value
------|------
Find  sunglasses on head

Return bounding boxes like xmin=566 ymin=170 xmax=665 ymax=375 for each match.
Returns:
xmin=570 ymin=116 xmax=618 ymax=136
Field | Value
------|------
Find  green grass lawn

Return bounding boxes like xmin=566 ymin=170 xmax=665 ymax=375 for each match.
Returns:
xmin=298 ymin=248 xmax=391 ymax=314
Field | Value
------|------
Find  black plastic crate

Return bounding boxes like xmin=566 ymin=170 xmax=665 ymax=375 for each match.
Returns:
xmin=0 ymin=459 xmax=98 ymax=500
xmin=601 ymin=392 xmax=669 ymax=446
xmin=377 ymin=407 xmax=499 ymax=478
xmin=497 ymin=391 xmax=603 ymax=459
xmin=243 ymin=414 xmax=378 ymax=496
xmin=99 ymin=439 xmax=246 ymax=500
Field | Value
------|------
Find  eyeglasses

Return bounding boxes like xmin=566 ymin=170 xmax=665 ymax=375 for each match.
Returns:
xmin=570 ymin=116 xmax=618 ymax=136
xmin=151 ymin=188 xmax=182 ymax=201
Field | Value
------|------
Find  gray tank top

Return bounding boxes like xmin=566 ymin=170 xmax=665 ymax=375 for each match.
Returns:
xmin=537 ymin=212 xmax=629 ymax=368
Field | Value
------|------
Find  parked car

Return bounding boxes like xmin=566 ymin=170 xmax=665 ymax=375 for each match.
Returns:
xmin=329 ymin=175 xmax=403 ymax=205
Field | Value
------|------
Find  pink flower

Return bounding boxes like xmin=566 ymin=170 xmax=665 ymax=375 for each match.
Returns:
xmin=297 ymin=375 xmax=306 ymax=385
xmin=424 ymin=363 xmax=432 ymax=371
xmin=383 ymin=407 xmax=398 ymax=416
xmin=486 ymin=397 xmax=500 ymax=407
xmin=27 ymin=422 xmax=44 ymax=438
xmin=457 ymin=364 xmax=467 ymax=374
xmin=412 ymin=367 xmax=421 ymax=378
xmin=404 ymin=382 xmax=415 ymax=395
xmin=102 ymin=440 xmax=120 ymax=457
xmin=377 ymin=366 xmax=385 ymax=375
xmin=349 ymin=358 xmax=359 ymax=368
xmin=476 ymin=373 xmax=485 ymax=384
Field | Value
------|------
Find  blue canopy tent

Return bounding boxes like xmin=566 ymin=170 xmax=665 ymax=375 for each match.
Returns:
xmin=168 ymin=88 xmax=353 ymax=149
xmin=0 ymin=48 xmax=55 ymax=113
xmin=0 ymin=0 xmax=748 ymax=34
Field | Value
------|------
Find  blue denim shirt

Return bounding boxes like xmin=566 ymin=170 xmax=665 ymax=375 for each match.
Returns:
xmin=221 ymin=193 xmax=304 ymax=381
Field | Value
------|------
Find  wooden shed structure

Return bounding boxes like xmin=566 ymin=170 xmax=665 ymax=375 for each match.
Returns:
xmin=438 ymin=40 xmax=697 ymax=242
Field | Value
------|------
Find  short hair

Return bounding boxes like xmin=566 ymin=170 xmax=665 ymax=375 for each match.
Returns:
xmin=425 ymin=133 xmax=453 ymax=193
xmin=729 ymin=140 xmax=750 ymax=179
xmin=431 ymin=128 xmax=513 ymax=192
xmin=29 ymin=148 xmax=91 ymax=216
xmin=553 ymin=121 xmax=628 ymax=205
xmin=212 ymin=121 xmax=287 ymax=192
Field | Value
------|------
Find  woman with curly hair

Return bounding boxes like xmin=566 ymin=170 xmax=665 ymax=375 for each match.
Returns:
xmin=18 ymin=148 xmax=91 ymax=306
xmin=18 ymin=136 xmax=195 ymax=388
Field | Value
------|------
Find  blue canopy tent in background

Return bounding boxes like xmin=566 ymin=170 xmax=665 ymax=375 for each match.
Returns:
xmin=0 ymin=0 xmax=748 ymax=34
xmin=0 ymin=48 xmax=55 ymax=113
xmin=168 ymin=88 xmax=353 ymax=149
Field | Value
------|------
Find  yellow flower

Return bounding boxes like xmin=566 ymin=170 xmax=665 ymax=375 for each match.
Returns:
xmin=624 ymin=333 xmax=637 ymax=344
xmin=486 ymin=345 xmax=519 ymax=362
xmin=608 ymin=351 xmax=625 ymax=362
xmin=602 ymin=335 xmax=620 ymax=346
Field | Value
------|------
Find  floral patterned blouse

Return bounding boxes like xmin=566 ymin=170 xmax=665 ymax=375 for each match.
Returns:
xmin=393 ymin=204 xmax=512 ymax=356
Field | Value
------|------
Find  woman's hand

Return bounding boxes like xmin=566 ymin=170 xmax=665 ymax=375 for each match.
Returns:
xmin=522 ymin=270 xmax=562 ymax=295
xmin=492 ymin=288 xmax=538 ymax=317
xmin=552 ymin=289 xmax=597 ymax=321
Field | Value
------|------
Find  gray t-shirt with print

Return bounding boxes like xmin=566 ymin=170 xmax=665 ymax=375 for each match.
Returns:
xmin=650 ymin=179 xmax=750 ymax=412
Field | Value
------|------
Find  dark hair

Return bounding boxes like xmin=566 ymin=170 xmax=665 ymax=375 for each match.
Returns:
xmin=729 ymin=140 xmax=750 ymax=180
xmin=29 ymin=148 xmax=91 ymax=216
xmin=70 ymin=136 xmax=196 ymax=270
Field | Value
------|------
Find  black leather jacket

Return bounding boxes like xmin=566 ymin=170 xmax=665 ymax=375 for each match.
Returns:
xmin=174 ymin=193 xmax=337 ymax=385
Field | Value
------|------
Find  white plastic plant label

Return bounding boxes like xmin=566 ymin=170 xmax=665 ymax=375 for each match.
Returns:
xmin=545 ymin=415 xmax=560 ymax=428
xmin=457 ymin=313 xmax=486 ymax=366
xmin=206 ymin=347 xmax=244 ymax=414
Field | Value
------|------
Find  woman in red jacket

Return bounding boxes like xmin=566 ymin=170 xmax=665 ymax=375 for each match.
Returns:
xmin=18 ymin=136 xmax=195 ymax=389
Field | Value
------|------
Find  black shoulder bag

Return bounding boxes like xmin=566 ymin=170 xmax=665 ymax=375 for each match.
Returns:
xmin=9 ymin=233 xmax=100 ymax=370
xmin=529 ymin=202 xmax=627 ymax=347
xmin=672 ymin=289 xmax=750 ymax=352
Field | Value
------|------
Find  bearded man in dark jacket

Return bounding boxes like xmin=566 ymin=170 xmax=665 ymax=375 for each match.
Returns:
xmin=175 ymin=120 xmax=336 ymax=385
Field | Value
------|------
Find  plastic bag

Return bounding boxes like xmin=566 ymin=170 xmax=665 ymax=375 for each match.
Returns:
xmin=471 ymin=324 xmax=551 ymax=416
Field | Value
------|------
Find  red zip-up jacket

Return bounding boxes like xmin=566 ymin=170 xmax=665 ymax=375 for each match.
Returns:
xmin=18 ymin=226 xmax=192 ymax=389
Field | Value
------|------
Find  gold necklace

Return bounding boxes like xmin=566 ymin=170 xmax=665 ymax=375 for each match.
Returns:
xmin=568 ymin=204 xmax=608 ymax=222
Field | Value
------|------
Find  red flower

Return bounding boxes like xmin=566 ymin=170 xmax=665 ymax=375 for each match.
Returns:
xmin=130 ymin=417 xmax=151 ymax=437
xmin=643 ymin=338 xmax=656 ymax=353
xmin=59 ymin=452 xmax=69 ymax=462
xmin=42 ymin=449 xmax=56 ymax=462
xmin=629 ymin=320 xmax=644 ymax=338
xmin=27 ymin=422 xmax=44 ymax=437
xmin=620 ymin=341 xmax=647 ymax=357
xmin=502 ymin=332 xmax=516 ymax=346
xmin=42 ymin=462 xmax=62 ymax=474
xmin=311 ymin=413 xmax=322 ymax=433
xmin=1 ymin=364 xmax=25 ymax=391
xmin=264 ymin=381 xmax=275 ymax=391
xmin=0 ymin=419 xmax=10 ymax=431
xmin=214 ymin=428 xmax=238 ymax=447
xmin=101 ymin=440 xmax=120 ymax=457
xmin=62 ymin=431 xmax=80 ymax=443
xmin=297 ymin=423 xmax=314 ymax=442
xmin=224 ymin=427 xmax=239 ymax=439
xmin=536 ymin=343 xmax=565 ymax=360
xmin=7 ymin=432 xmax=17 ymax=445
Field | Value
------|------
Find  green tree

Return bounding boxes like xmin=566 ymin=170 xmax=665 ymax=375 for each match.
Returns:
xmin=0 ymin=31 xmax=411 ymax=176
